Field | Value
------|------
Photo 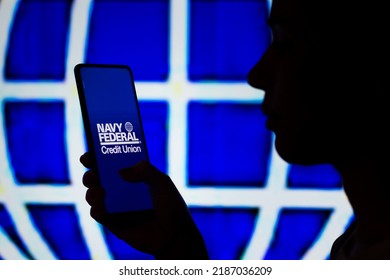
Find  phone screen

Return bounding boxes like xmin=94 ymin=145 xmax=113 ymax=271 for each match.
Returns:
xmin=74 ymin=64 xmax=153 ymax=214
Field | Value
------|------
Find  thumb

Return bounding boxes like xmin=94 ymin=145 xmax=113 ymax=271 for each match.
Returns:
xmin=119 ymin=161 xmax=184 ymax=203
xmin=119 ymin=160 xmax=165 ymax=185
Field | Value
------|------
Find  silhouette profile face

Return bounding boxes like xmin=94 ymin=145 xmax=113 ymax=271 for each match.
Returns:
xmin=248 ymin=0 xmax=387 ymax=165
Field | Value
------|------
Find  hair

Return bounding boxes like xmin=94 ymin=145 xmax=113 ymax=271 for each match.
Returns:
xmin=303 ymin=1 xmax=389 ymax=157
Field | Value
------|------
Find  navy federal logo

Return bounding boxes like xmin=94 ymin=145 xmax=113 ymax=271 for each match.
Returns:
xmin=96 ymin=122 xmax=142 ymax=154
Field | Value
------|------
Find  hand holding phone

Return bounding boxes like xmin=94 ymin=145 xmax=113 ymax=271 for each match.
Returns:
xmin=80 ymin=153 xmax=209 ymax=259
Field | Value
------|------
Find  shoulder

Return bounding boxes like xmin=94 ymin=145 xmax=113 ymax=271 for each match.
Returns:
xmin=331 ymin=220 xmax=390 ymax=260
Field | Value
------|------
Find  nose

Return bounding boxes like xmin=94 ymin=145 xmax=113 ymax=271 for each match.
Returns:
xmin=247 ymin=47 xmax=279 ymax=118
xmin=247 ymin=47 xmax=274 ymax=91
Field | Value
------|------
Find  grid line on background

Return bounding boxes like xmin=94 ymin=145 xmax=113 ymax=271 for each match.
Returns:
xmin=0 ymin=0 xmax=353 ymax=260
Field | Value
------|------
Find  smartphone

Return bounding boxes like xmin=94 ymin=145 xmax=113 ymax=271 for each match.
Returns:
xmin=74 ymin=63 xmax=153 ymax=214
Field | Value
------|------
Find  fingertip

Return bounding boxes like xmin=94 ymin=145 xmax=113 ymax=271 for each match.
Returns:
xmin=82 ymin=169 xmax=100 ymax=188
xmin=80 ymin=152 xmax=89 ymax=166
xmin=90 ymin=205 xmax=107 ymax=223
xmin=80 ymin=152 xmax=95 ymax=168
xmin=85 ymin=187 xmax=105 ymax=206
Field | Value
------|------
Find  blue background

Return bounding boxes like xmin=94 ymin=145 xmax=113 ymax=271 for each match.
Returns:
xmin=0 ymin=0 xmax=347 ymax=260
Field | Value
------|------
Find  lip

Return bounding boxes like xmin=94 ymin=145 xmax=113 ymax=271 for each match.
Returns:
xmin=265 ymin=117 xmax=276 ymax=131
xmin=261 ymin=104 xmax=279 ymax=131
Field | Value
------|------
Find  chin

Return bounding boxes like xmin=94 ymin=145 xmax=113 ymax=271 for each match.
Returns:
xmin=274 ymin=137 xmax=329 ymax=165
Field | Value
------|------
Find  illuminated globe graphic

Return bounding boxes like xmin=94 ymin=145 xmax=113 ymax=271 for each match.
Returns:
xmin=0 ymin=0 xmax=353 ymax=260
xmin=124 ymin=122 xmax=133 ymax=133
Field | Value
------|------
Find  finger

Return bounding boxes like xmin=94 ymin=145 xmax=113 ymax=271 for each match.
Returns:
xmin=80 ymin=152 xmax=95 ymax=168
xmin=90 ymin=204 xmax=107 ymax=223
xmin=84 ymin=185 xmax=107 ymax=223
xmin=85 ymin=187 xmax=105 ymax=206
xmin=82 ymin=170 xmax=100 ymax=188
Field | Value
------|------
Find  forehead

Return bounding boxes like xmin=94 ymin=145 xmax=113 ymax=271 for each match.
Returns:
xmin=268 ymin=0 xmax=338 ymax=33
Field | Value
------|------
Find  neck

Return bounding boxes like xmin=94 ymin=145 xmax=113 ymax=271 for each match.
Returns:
xmin=334 ymin=158 xmax=390 ymax=241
